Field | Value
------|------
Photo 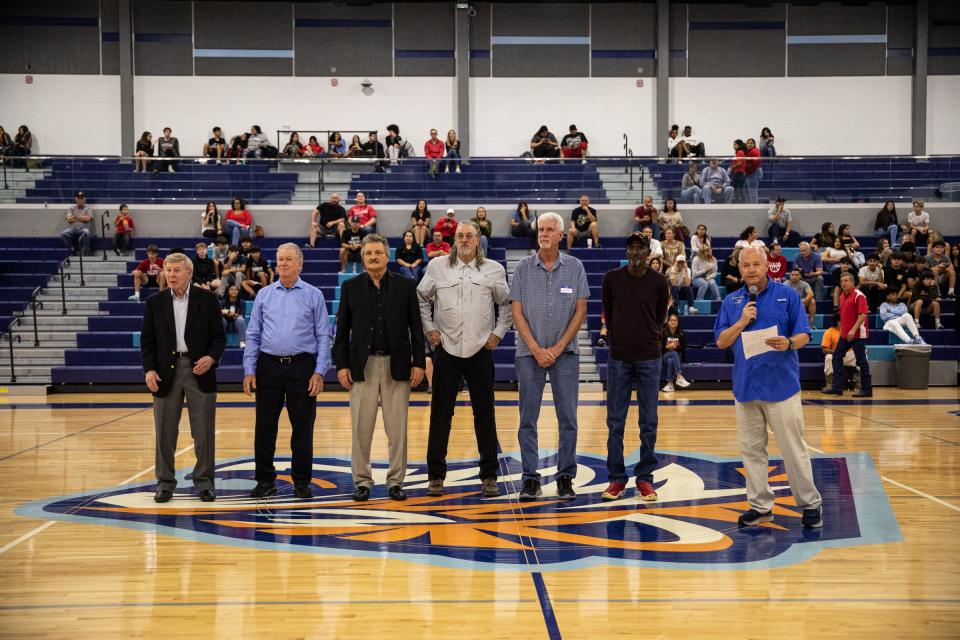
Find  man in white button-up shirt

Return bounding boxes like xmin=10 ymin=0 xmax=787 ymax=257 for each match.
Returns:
xmin=417 ymin=220 xmax=512 ymax=498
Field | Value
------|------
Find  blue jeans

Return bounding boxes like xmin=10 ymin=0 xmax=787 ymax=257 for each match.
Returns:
xmin=768 ymin=223 xmax=801 ymax=247
xmin=662 ymin=350 xmax=682 ymax=382
xmin=745 ymin=167 xmax=763 ymax=203
xmin=680 ymin=186 xmax=702 ymax=204
xmin=516 ymin=352 xmax=580 ymax=482
xmin=224 ymin=315 xmax=246 ymax=339
xmin=224 ymin=219 xmax=246 ymax=245
xmin=875 ymin=225 xmax=898 ymax=248
xmin=398 ymin=265 xmax=422 ymax=281
xmin=671 ymin=285 xmax=694 ymax=309
xmin=442 ymin=149 xmax=461 ymax=172
xmin=605 ymin=356 xmax=661 ymax=483
xmin=479 ymin=235 xmax=488 ymax=253
xmin=700 ymin=185 xmax=734 ymax=204
xmin=60 ymin=227 xmax=91 ymax=254
xmin=692 ymin=276 xmax=720 ymax=300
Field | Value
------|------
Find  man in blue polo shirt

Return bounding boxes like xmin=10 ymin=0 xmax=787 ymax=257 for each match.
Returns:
xmin=714 ymin=247 xmax=823 ymax=529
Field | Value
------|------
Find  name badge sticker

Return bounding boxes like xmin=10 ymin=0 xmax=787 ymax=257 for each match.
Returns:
xmin=560 ymin=286 xmax=573 ymax=294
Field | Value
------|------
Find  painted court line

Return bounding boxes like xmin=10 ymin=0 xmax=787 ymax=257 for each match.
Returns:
xmin=0 ymin=439 xmax=204 ymax=557
xmin=808 ymin=444 xmax=960 ymax=514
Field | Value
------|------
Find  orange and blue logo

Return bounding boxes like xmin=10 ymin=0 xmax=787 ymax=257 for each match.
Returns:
xmin=18 ymin=451 xmax=900 ymax=570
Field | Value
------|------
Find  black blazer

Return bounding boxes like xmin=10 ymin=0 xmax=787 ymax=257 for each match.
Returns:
xmin=333 ymin=271 xmax=425 ymax=382
xmin=140 ymin=286 xmax=226 ymax=397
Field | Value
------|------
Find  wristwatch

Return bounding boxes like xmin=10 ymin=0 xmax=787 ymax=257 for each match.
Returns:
xmin=787 ymin=337 xmax=795 ymax=350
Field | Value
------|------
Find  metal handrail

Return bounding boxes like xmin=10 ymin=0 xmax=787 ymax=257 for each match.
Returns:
xmin=4 ymin=317 xmax=22 ymax=382
xmin=58 ymin=259 xmax=72 ymax=315
xmin=622 ymin=133 xmax=629 ymax=175
xmin=77 ymin=243 xmax=86 ymax=287
xmin=100 ymin=210 xmax=111 ymax=261
xmin=627 ymin=149 xmax=635 ymax=191
xmin=29 ymin=286 xmax=42 ymax=347
xmin=2 ymin=157 xmax=7 ymax=189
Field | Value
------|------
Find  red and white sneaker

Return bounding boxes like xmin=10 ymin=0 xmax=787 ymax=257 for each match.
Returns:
xmin=636 ymin=480 xmax=658 ymax=502
xmin=601 ymin=482 xmax=627 ymax=501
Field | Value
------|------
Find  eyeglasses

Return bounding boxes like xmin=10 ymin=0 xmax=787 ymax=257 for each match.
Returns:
xmin=455 ymin=233 xmax=477 ymax=240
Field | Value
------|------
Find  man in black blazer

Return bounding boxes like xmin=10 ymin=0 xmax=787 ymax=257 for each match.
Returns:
xmin=140 ymin=253 xmax=226 ymax=503
xmin=334 ymin=234 xmax=425 ymax=502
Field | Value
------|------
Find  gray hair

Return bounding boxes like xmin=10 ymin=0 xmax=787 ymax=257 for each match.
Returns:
xmin=799 ymin=241 xmax=811 ymax=250
xmin=448 ymin=221 xmax=485 ymax=267
xmin=163 ymin=252 xmax=193 ymax=272
xmin=534 ymin=211 xmax=564 ymax=233
xmin=276 ymin=242 xmax=304 ymax=263
xmin=361 ymin=233 xmax=389 ymax=251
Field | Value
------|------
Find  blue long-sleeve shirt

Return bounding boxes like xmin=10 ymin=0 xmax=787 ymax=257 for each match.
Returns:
xmin=879 ymin=301 xmax=908 ymax=324
xmin=243 ymin=278 xmax=332 ymax=376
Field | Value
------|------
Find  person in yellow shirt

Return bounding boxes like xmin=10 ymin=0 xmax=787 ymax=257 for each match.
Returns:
xmin=821 ymin=312 xmax=858 ymax=391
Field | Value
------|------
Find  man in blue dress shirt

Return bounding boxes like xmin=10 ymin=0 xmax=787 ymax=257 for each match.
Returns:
xmin=243 ymin=243 xmax=332 ymax=500
xmin=714 ymin=247 xmax=823 ymax=529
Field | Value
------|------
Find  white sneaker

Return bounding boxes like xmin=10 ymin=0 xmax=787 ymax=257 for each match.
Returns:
xmin=581 ymin=158 xmax=587 ymax=164
xmin=661 ymin=382 xmax=674 ymax=393
xmin=168 ymin=165 xmax=174 ymax=173
xmin=128 ymin=294 xmax=139 ymax=301
xmin=935 ymin=321 xmax=944 ymax=329
xmin=455 ymin=166 xmax=461 ymax=173
xmin=444 ymin=167 xmax=450 ymax=173
xmin=675 ymin=374 xmax=691 ymax=388
xmin=687 ymin=305 xmax=698 ymax=315
xmin=239 ymin=340 xmax=246 ymax=349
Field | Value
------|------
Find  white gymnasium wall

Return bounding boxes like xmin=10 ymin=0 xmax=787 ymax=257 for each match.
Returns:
xmin=469 ymin=78 xmax=656 ymax=157
xmin=4 ymin=73 xmax=960 ymax=157
xmin=927 ymin=75 xmax=960 ymax=155
xmin=0 ymin=74 xmax=121 ymax=155
xmin=669 ymin=76 xmax=914 ymax=156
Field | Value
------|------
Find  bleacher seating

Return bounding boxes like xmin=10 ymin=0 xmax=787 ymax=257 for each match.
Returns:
xmin=645 ymin=156 xmax=960 ymax=203
xmin=0 ymin=239 xmax=69 ymax=333
xmin=348 ymin=159 xmax=609 ymax=205
xmin=45 ymin=232 xmax=957 ymax=388
xmin=18 ymin=159 xmax=298 ymax=205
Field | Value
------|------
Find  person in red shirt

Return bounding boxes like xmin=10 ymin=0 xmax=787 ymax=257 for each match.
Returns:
xmin=767 ymin=242 xmax=787 ymax=281
xmin=224 ymin=196 xmax=252 ymax=246
xmin=129 ymin=244 xmax=165 ymax=301
xmin=425 ymin=230 xmax=451 ymax=260
xmin=731 ymin=139 xmax=747 ymax=202
xmin=113 ymin=204 xmax=135 ymax=256
xmin=424 ymin=128 xmax=445 ymax=177
xmin=744 ymin=138 xmax=764 ymax=204
xmin=347 ymin=192 xmax=377 ymax=232
xmin=433 ymin=208 xmax=459 ymax=245
xmin=822 ymin=272 xmax=872 ymax=397
xmin=633 ymin=195 xmax=660 ymax=238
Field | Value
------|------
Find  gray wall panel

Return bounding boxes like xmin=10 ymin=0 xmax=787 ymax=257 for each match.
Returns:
xmin=194 ymin=2 xmax=291 ymax=49
xmin=788 ymin=3 xmax=886 ymax=36
xmin=194 ymin=57 xmax=292 ymax=76
xmin=396 ymin=58 xmax=455 ymax=77
xmin=295 ymin=3 xmax=391 ymax=20
xmin=492 ymin=45 xmax=588 ymax=77
xmin=470 ymin=57 xmax=490 ymax=77
xmin=592 ymin=59 xmax=653 ymax=77
xmin=134 ymin=43 xmax=193 ymax=76
xmin=930 ymin=0 xmax=960 ymax=74
xmin=887 ymin=4 xmax=915 ymax=48
xmin=669 ymin=2 xmax=687 ymax=77
xmin=101 ymin=0 xmax=119 ymax=75
xmin=886 ymin=57 xmax=913 ymax=75
xmin=689 ymin=31 xmax=785 ymax=77
xmin=0 ymin=0 xmax=100 ymax=74
xmin=492 ymin=3 xmax=588 ymax=37
xmin=689 ymin=3 xmax=784 ymax=21
xmin=789 ymin=44 xmax=886 ymax=76
xmin=591 ymin=2 xmax=656 ymax=49
xmin=394 ymin=3 xmax=454 ymax=49
xmin=133 ymin=0 xmax=191 ymax=32
xmin=469 ymin=2 xmax=491 ymax=77
xmin=294 ymin=27 xmax=393 ymax=76
xmin=102 ymin=43 xmax=120 ymax=75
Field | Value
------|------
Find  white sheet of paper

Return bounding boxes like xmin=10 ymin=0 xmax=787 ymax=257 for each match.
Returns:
xmin=741 ymin=325 xmax=779 ymax=359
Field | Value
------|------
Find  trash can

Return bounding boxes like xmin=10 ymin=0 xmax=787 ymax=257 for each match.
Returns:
xmin=894 ymin=344 xmax=932 ymax=389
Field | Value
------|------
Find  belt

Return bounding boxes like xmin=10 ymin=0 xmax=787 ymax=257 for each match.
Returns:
xmin=172 ymin=351 xmax=190 ymax=359
xmin=370 ymin=349 xmax=390 ymax=356
xmin=263 ymin=352 xmax=313 ymax=364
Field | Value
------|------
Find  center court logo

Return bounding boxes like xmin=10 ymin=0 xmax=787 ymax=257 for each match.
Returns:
xmin=18 ymin=451 xmax=901 ymax=571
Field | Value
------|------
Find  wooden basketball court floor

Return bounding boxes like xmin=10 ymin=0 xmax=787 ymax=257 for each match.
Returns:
xmin=1 ymin=387 xmax=958 ymax=639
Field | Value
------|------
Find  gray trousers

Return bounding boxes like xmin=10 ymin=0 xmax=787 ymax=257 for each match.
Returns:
xmin=350 ymin=355 xmax=411 ymax=489
xmin=153 ymin=357 xmax=217 ymax=491
xmin=735 ymin=392 xmax=822 ymax=512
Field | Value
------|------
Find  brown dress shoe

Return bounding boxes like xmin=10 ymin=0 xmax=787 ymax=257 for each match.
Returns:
xmin=427 ymin=479 xmax=444 ymax=496
xmin=482 ymin=477 xmax=499 ymax=497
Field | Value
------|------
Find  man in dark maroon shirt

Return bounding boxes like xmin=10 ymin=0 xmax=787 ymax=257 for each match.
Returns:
xmin=600 ymin=234 xmax=670 ymax=502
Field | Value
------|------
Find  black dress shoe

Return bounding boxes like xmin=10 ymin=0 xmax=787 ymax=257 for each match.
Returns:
xmin=249 ymin=482 xmax=277 ymax=498
xmin=852 ymin=391 xmax=873 ymax=398
xmin=388 ymin=485 xmax=407 ymax=501
xmin=154 ymin=488 xmax=173 ymax=503
xmin=352 ymin=486 xmax=370 ymax=502
xmin=293 ymin=484 xmax=313 ymax=499
xmin=199 ymin=489 xmax=215 ymax=502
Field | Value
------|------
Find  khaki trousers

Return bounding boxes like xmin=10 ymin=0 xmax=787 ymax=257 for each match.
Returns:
xmin=350 ymin=355 xmax=411 ymax=489
xmin=734 ymin=392 xmax=822 ymax=512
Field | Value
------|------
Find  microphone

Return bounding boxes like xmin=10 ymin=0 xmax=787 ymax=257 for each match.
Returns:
xmin=747 ymin=285 xmax=758 ymax=326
